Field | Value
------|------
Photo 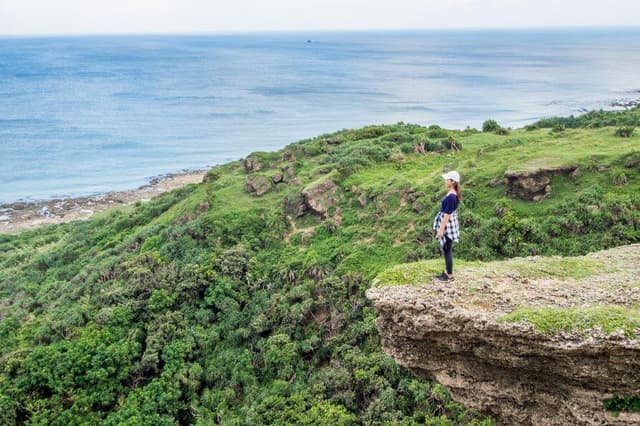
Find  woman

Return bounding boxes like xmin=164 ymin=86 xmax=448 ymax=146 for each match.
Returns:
xmin=432 ymin=170 xmax=462 ymax=282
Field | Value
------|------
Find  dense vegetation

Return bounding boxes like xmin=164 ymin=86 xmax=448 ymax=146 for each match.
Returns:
xmin=1 ymin=108 xmax=639 ymax=425
xmin=526 ymin=105 xmax=640 ymax=130
xmin=604 ymin=394 xmax=640 ymax=414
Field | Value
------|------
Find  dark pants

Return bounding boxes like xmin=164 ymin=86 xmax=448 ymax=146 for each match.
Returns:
xmin=441 ymin=236 xmax=453 ymax=275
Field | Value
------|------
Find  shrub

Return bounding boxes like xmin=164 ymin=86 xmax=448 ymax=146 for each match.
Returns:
xmin=551 ymin=123 xmax=566 ymax=133
xmin=577 ymin=185 xmax=604 ymax=205
xmin=482 ymin=119 xmax=501 ymax=133
xmin=426 ymin=141 xmax=443 ymax=152
xmin=494 ymin=198 xmax=512 ymax=218
xmin=427 ymin=125 xmax=450 ymax=139
xmin=441 ymin=137 xmax=462 ymax=151
xmin=603 ymin=394 xmax=640 ymax=413
xmin=582 ymin=161 xmax=599 ymax=173
xmin=380 ymin=132 xmax=414 ymax=144
xmin=482 ymin=119 xmax=508 ymax=135
xmin=350 ymin=126 xmax=390 ymax=140
xmin=611 ymin=168 xmax=629 ymax=186
xmin=0 ymin=394 xmax=16 ymax=426
xmin=531 ymin=106 xmax=640 ymax=129
xmin=361 ymin=144 xmax=392 ymax=162
xmin=216 ymin=246 xmax=250 ymax=280
xmin=399 ymin=142 xmax=414 ymax=154
xmin=615 ymin=126 xmax=635 ymax=138
xmin=623 ymin=152 xmax=640 ymax=168
xmin=460 ymin=126 xmax=480 ymax=136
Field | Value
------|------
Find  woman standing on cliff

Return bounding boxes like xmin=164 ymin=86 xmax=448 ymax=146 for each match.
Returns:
xmin=433 ymin=171 xmax=462 ymax=282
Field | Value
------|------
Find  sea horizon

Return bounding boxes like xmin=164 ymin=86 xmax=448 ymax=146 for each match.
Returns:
xmin=1 ymin=27 xmax=639 ymax=203
xmin=2 ymin=24 xmax=640 ymax=38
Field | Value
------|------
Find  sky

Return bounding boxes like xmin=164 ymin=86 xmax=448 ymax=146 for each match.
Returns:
xmin=0 ymin=0 xmax=639 ymax=36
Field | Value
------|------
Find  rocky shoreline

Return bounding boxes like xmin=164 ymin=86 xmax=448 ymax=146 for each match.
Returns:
xmin=0 ymin=170 xmax=207 ymax=233
xmin=611 ymin=98 xmax=640 ymax=109
xmin=610 ymin=91 xmax=640 ymax=109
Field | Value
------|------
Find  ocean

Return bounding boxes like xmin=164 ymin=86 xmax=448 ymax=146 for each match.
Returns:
xmin=1 ymin=28 xmax=639 ymax=203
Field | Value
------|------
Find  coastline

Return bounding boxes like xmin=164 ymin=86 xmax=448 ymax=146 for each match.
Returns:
xmin=1 ymin=97 xmax=638 ymax=236
xmin=0 ymin=169 xmax=207 ymax=234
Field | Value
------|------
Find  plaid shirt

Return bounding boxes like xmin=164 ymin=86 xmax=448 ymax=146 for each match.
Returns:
xmin=432 ymin=196 xmax=460 ymax=243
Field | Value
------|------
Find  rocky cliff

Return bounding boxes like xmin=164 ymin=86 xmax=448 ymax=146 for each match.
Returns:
xmin=366 ymin=244 xmax=640 ymax=425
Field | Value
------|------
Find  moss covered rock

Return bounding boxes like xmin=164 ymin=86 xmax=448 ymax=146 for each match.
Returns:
xmin=244 ymin=174 xmax=272 ymax=196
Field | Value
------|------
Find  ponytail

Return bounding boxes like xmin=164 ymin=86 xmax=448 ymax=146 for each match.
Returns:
xmin=453 ymin=181 xmax=463 ymax=202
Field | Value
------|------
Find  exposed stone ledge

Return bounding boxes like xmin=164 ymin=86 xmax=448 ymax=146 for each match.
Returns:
xmin=366 ymin=245 xmax=640 ymax=425
xmin=504 ymin=165 xmax=577 ymax=201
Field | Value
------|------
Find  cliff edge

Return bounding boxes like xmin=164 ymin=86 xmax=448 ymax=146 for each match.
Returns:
xmin=366 ymin=244 xmax=640 ymax=425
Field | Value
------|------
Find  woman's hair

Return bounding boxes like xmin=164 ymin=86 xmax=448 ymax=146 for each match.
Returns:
xmin=452 ymin=181 xmax=463 ymax=202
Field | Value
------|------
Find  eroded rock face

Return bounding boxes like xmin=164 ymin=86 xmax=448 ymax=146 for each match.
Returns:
xmin=366 ymin=245 xmax=640 ymax=425
xmin=244 ymin=175 xmax=272 ymax=196
xmin=244 ymin=156 xmax=262 ymax=173
xmin=271 ymin=173 xmax=284 ymax=184
xmin=504 ymin=166 xmax=576 ymax=201
xmin=282 ymin=165 xmax=295 ymax=178
xmin=283 ymin=193 xmax=307 ymax=217
xmin=301 ymin=178 xmax=340 ymax=217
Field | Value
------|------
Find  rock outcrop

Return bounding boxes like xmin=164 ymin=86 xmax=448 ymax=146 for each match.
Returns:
xmin=283 ymin=193 xmax=307 ymax=217
xmin=504 ymin=165 xmax=576 ymax=201
xmin=244 ymin=156 xmax=262 ymax=173
xmin=366 ymin=245 xmax=640 ymax=425
xmin=301 ymin=177 xmax=340 ymax=217
xmin=271 ymin=173 xmax=284 ymax=184
xmin=244 ymin=175 xmax=272 ymax=196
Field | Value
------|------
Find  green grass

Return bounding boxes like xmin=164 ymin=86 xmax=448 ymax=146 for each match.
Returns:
xmin=498 ymin=306 xmax=640 ymax=337
xmin=482 ymin=256 xmax=604 ymax=279
xmin=372 ymin=259 xmax=479 ymax=287
xmin=373 ymin=254 xmax=604 ymax=288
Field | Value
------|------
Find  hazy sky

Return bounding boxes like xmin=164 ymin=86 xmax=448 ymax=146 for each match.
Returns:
xmin=1 ymin=0 xmax=638 ymax=35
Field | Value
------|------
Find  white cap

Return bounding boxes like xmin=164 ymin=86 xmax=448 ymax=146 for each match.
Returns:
xmin=442 ymin=170 xmax=460 ymax=183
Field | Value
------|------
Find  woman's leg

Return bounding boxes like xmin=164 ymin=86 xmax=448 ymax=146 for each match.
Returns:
xmin=442 ymin=236 xmax=453 ymax=276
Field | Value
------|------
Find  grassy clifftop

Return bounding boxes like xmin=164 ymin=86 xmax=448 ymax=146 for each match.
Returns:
xmin=366 ymin=243 xmax=640 ymax=425
xmin=0 ymin=109 xmax=639 ymax=424
xmin=373 ymin=244 xmax=640 ymax=338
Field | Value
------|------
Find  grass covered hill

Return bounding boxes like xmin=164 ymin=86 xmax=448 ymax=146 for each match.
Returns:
xmin=1 ymin=108 xmax=639 ymax=425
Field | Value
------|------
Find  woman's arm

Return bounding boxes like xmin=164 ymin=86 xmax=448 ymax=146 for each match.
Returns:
xmin=437 ymin=213 xmax=450 ymax=239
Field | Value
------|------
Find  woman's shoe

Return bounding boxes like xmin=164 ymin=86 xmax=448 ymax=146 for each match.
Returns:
xmin=436 ymin=272 xmax=454 ymax=282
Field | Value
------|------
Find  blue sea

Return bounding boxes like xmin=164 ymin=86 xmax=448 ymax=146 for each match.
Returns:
xmin=1 ymin=28 xmax=640 ymax=203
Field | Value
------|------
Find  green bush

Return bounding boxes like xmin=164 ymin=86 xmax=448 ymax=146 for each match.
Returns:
xmin=577 ymin=185 xmax=604 ymax=205
xmin=441 ymin=137 xmax=462 ymax=151
xmin=482 ymin=119 xmax=501 ymax=133
xmin=604 ymin=394 xmax=640 ymax=413
xmin=482 ymin=119 xmax=508 ymax=135
xmin=531 ymin=106 xmax=640 ymax=129
xmin=427 ymin=125 xmax=449 ymax=139
xmin=611 ymin=168 xmax=629 ymax=186
xmin=615 ymin=126 xmax=635 ymax=137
